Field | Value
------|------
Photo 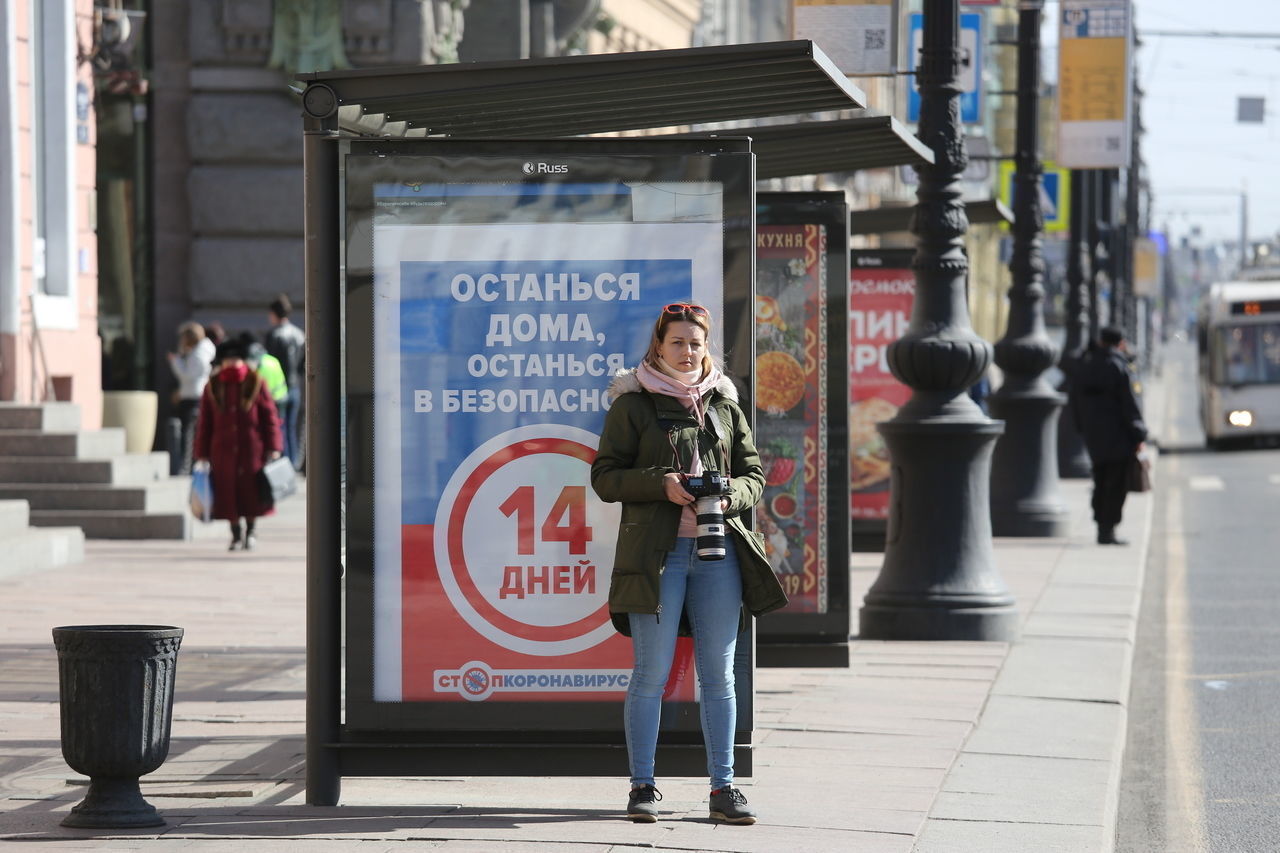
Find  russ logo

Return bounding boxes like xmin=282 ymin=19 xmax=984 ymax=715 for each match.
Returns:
xmin=523 ymin=162 xmax=568 ymax=175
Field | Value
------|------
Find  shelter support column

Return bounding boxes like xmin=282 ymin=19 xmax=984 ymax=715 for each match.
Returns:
xmin=302 ymin=91 xmax=342 ymax=807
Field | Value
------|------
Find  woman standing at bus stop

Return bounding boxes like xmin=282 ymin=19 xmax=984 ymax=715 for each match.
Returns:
xmin=591 ymin=302 xmax=786 ymax=825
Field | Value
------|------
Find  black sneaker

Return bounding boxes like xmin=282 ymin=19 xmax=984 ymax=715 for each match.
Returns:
xmin=709 ymin=786 xmax=756 ymax=824
xmin=626 ymin=784 xmax=662 ymax=822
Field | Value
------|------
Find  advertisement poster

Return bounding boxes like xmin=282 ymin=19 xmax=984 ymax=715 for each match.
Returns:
xmin=754 ymin=224 xmax=828 ymax=614
xmin=849 ymin=249 xmax=914 ymax=522
xmin=369 ymin=179 xmax=726 ymax=705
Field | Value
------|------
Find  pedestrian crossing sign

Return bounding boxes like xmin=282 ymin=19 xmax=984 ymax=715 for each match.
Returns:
xmin=997 ymin=161 xmax=1070 ymax=233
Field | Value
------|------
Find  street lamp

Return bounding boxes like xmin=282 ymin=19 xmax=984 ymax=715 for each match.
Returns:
xmin=988 ymin=0 xmax=1068 ymax=537
xmin=1058 ymin=169 xmax=1093 ymax=478
xmin=859 ymin=0 xmax=1017 ymax=642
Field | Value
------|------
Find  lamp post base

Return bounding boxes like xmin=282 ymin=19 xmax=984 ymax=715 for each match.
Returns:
xmin=859 ymin=600 xmax=1020 ymax=642
xmin=990 ymin=389 xmax=1070 ymax=537
xmin=860 ymin=418 xmax=1019 ymax=643
xmin=1057 ymin=402 xmax=1093 ymax=478
xmin=991 ymin=504 xmax=1070 ymax=537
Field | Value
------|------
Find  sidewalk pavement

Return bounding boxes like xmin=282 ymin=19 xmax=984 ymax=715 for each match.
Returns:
xmin=0 ymin=383 xmax=1164 ymax=852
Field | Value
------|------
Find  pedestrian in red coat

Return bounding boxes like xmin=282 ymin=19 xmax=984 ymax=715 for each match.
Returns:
xmin=193 ymin=338 xmax=283 ymax=551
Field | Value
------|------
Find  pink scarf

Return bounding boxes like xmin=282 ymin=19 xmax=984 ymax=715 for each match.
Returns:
xmin=636 ymin=359 xmax=724 ymax=476
xmin=636 ymin=360 xmax=722 ymax=425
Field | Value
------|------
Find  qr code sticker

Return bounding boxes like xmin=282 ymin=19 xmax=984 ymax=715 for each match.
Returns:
xmin=864 ymin=29 xmax=887 ymax=51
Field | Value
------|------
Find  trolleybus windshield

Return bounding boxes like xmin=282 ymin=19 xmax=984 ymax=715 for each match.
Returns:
xmin=1212 ymin=321 xmax=1280 ymax=386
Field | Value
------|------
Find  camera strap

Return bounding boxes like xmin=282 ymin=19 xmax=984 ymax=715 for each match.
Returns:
xmin=648 ymin=390 xmax=731 ymax=474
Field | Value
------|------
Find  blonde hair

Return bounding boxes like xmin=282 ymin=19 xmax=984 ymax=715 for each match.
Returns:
xmin=643 ymin=304 xmax=715 ymax=375
xmin=177 ymin=321 xmax=205 ymax=351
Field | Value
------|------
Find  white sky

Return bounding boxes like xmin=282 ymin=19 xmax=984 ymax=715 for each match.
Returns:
xmin=1035 ymin=1 xmax=1278 ymax=246
xmin=1128 ymin=1 xmax=1280 ymax=246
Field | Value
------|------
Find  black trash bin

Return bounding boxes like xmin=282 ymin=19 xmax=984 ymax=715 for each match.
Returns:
xmin=52 ymin=625 xmax=183 ymax=828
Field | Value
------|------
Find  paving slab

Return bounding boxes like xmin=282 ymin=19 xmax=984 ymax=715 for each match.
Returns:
xmin=914 ymin=818 xmax=1109 ymax=853
xmin=959 ymin=694 xmax=1126 ymax=762
xmin=992 ymin=636 xmax=1132 ymax=704
xmin=930 ymin=751 xmax=1112 ymax=826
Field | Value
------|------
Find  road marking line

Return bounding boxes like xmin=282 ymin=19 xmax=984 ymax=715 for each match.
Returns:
xmin=1166 ymin=486 xmax=1210 ymax=849
xmin=1188 ymin=475 xmax=1225 ymax=491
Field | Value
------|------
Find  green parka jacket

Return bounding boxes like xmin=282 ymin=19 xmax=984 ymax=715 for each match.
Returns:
xmin=590 ymin=367 xmax=789 ymax=635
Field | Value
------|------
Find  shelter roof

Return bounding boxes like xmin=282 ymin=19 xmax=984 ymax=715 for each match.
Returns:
xmin=297 ymin=40 xmax=868 ymax=138
xmin=848 ymin=198 xmax=1014 ymax=234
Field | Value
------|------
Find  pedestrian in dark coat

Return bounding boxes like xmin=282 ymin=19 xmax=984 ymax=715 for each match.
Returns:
xmin=1071 ymin=326 xmax=1147 ymax=544
xmin=194 ymin=338 xmax=283 ymax=551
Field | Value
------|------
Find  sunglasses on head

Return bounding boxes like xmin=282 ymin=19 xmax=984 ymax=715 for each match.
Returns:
xmin=662 ymin=303 xmax=709 ymax=317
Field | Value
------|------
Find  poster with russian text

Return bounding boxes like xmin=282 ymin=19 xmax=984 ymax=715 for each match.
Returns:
xmin=849 ymin=251 xmax=914 ymax=522
xmin=754 ymin=224 xmax=827 ymax=613
xmin=370 ymin=181 xmax=724 ymax=704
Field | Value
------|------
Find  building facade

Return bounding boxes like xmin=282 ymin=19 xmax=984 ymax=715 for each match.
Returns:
xmin=0 ymin=0 xmax=100 ymax=428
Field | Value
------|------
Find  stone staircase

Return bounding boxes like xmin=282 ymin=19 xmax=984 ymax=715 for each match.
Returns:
xmin=0 ymin=498 xmax=83 ymax=578
xmin=0 ymin=402 xmax=190 ymax=540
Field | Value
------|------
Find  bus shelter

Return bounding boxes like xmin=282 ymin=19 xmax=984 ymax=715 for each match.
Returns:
xmin=298 ymin=40 xmax=930 ymax=805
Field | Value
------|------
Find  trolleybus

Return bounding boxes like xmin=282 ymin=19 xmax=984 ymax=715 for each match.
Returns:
xmin=1197 ymin=280 xmax=1280 ymax=448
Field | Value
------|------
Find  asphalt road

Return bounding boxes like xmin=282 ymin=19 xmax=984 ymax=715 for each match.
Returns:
xmin=1118 ymin=339 xmax=1280 ymax=852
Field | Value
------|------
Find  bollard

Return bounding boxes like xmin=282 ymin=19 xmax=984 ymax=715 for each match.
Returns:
xmin=52 ymin=625 xmax=183 ymax=828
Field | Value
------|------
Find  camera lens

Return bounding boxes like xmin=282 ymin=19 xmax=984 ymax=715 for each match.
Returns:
xmin=695 ymin=495 xmax=727 ymax=560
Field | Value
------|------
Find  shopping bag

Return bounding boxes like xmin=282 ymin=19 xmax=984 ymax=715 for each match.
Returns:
xmin=1126 ymin=449 xmax=1152 ymax=493
xmin=257 ymin=456 xmax=298 ymax=509
xmin=190 ymin=462 xmax=213 ymax=523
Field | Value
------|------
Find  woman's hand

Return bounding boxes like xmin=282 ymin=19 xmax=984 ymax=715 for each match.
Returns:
xmin=663 ymin=472 xmax=695 ymax=506
xmin=270 ymin=451 xmax=282 ymax=460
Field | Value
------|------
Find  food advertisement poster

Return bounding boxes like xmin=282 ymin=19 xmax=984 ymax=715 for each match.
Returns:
xmin=849 ymin=249 xmax=914 ymax=522
xmin=755 ymin=224 xmax=828 ymax=614
xmin=369 ymin=179 xmax=726 ymax=705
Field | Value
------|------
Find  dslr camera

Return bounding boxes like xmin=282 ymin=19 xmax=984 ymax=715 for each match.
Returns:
xmin=682 ymin=471 xmax=731 ymax=560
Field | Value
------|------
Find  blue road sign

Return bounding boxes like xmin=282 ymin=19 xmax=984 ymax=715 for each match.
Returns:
xmin=907 ymin=12 xmax=983 ymax=125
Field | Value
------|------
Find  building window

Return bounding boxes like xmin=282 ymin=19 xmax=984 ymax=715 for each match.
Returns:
xmin=30 ymin=0 xmax=75 ymax=302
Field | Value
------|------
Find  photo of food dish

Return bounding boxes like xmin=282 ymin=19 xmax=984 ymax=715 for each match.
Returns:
xmin=755 ymin=294 xmax=787 ymax=331
xmin=756 ymin=509 xmax=798 ymax=575
xmin=755 ymin=350 xmax=806 ymax=413
xmin=849 ymin=397 xmax=897 ymax=491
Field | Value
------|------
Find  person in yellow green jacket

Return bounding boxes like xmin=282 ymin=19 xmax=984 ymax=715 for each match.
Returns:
xmin=245 ymin=337 xmax=288 ymax=406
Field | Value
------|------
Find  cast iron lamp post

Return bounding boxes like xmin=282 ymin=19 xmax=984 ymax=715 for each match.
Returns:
xmin=1058 ymin=169 xmax=1093 ymax=478
xmin=988 ymin=0 xmax=1068 ymax=537
xmin=859 ymin=0 xmax=1017 ymax=641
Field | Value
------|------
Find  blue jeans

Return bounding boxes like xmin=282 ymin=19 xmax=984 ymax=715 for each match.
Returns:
xmin=626 ymin=537 xmax=743 ymax=790
xmin=278 ymin=388 xmax=301 ymax=466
